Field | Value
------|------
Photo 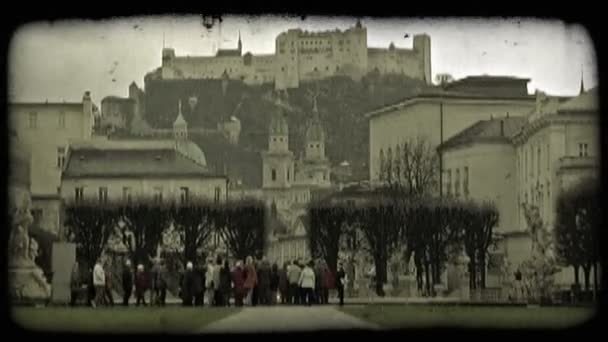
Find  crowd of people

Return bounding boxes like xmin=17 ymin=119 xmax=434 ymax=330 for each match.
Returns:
xmin=69 ymin=255 xmax=349 ymax=307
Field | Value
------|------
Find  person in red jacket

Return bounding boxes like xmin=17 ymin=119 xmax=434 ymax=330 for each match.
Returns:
xmin=135 ymin=264 xmax=148 ymax=306
xmin=322 ymin=264 xmax=334 ymax=305
xmin=231 ymin=260 xmax=245 ymax=307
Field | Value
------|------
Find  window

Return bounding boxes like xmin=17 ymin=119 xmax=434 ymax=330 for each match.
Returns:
xmin=57 ymin=147 xmax=65 ymax=169
xmin=214 ymin=187 xmax=221 ymax=203
xmin=463 ymin=167 xmax=469 ymax=198
xmin=28 ymin=112 xmax=37 ymax=129
xmin=273 ymin=137 xmax=277 ymax=142
xmin=323 ymin=173 xmax=327 ymax=181
xmin=271 ymin=168 xmax=277 ymax=181
xmin=75 ymin=187 xmax=84 ymax=203
xmin=446 ymin=169 xmax=452 ymax=196
xmin=454 ymin=169 xmax=461 ymax=198
xmin=153 ymin=187 xmax=163 ymax=204
xmin=58 ymin=112 xmax=66 ymax=128
xmin=98 ymin=187 xmax=108 ymax=204
xmin=579 ymin=143 xmax=588 ymax=157
xmin=287 ymin=168 xmax=290 ymax=181
xmin=180 ymin=187 xmax=189 ymax=204
xmin=122 ymin=187 xmax=132 ymax=203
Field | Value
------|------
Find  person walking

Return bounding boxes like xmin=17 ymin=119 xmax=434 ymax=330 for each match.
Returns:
xmin=93 ymin=258 xmax=106 ymax=308
xmin=278 ymin=262 xmax=289 ymax=304
xmin=213 ymin=256 xmax=223 ymax=306
xmin=257 ymin=259 xmax=271 ymax=305
xmin=205 ymin=258 xmax=216 ymax=306
xmin=299 ymin=261 xmax=316 ymax=306
xmin=86 ymin=267 xmax=95 ymax=307
xmin=322 ymin=263 xmax=334 ymax=304
xmin=336 ymin=262 xmax=346 ymax=306
xmin=243 ymin=256 xmax=257 ymax=305
xmin=181 ymin=261 xmax=195 ymax=306
xmin=150 ymin=259 xmax=160 ymax=305
xmin=314 ymin=259 xmax=323 ymax=304
xmin=156 ymin=259 xmax=168 ymax=306
xmin=231 ymin=260 xmax=245 ymax=307
xmin=251 ymin=258 xmax=260 ymax=306
xmin=104 ymin=262 xmax=114 ymax=306
xmin=121 ymin=260 xmax=134 ymax=306
xmin=70 ymin=261 xmax=81 ymax=306
xmin=192 ymin=262 xmax=204 ymax=306
xmin=270 ymin=262 xmax=280 ymax=305
xmin=135 ymin=264 xmax=148 ymax=306
xmin=287 ymin=260 xmax=301 ymax=305
xmin=220 ymin=260 xmax=232 ymax=306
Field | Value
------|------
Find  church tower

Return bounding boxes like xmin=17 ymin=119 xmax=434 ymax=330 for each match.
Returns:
xmin=237 ymin=31 xmax=242 ymax=55
xmin=304 ymin=97 xmax=325 ymax=160
xmin=295 ymin=98 xmax=331 ymax=187
xmin=262 ymin=109 xmax=294 ymax=189
xmin=173 ymin=99 xmax=188 ymax=140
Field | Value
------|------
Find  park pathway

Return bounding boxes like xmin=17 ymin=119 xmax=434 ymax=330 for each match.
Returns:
xmin=199 ymin=305 xmax=380 ymax=333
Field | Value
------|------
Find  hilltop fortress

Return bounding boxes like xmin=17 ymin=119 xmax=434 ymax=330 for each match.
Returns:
xmin=148 ymin=20 xmax=432 ymax=90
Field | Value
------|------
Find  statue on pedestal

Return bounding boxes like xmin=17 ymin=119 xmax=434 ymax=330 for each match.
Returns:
xmin=8 ymin=187 xmax=52 ymax=303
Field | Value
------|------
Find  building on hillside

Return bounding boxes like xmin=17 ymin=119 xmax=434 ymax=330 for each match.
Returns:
xmin=365 ymin=76 xmax=545 ymax=186
xmin=9 ymin=91 xmax=97 ymax=236
xmin=100 ymin=96 xmax=135 ymax=131
xmin=150 ymin=20 xmax=431 ymax=90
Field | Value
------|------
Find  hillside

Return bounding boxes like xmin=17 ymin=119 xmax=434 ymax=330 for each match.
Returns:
xmin=143 ymin=74 xmax=428 ymax=180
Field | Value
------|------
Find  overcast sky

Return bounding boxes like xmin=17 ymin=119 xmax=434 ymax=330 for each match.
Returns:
xmin=9 ymin=15 xmax=598 ymax=103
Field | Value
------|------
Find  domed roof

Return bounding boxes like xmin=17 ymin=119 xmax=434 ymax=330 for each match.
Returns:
xmin=305 ymin=100 xmax=324 ymax=141
xmin=306 ymin=120 xmax=324 ymax=141
xmin=173 ymin=100 xmax=187 ymax=127
xmin=269 ymin=111 xmax=289 ymax=135
xmin=175 ymin=140 xmax=207 ymax=167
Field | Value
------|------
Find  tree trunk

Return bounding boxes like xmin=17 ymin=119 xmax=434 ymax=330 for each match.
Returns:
xmin=583 ymin=265 xmax=591 ymax=293
xmin=593 ymin=263 xmax=598 ymax=300
xmin=424 ymin=261 xmax=431 ymax=296
xmin=479 ymin=254 xmax=487 ymax=289
xmin=468 ymin=260 xmax=476 ymax=291
xmin=573 ymin=265 xmax=580 ymax=286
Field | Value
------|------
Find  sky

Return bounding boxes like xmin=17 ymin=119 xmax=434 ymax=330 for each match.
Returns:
xmin=8 ymin=15 xmax=598 ymax=104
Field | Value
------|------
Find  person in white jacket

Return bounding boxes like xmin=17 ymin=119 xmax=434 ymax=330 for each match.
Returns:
xmin=92 ymin=258 xmax=106 ymax=307
xmin=298 ymin=261 xmax=316 ymax=306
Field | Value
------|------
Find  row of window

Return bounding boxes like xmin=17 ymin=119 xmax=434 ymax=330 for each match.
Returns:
xmin=74 ymin=186 xmax=222 ymax=204
xmin=445 ymin=167 xmax=469 ymax=198
xmin=28 ymin=112 xmax=66 ymax=129
xmin=520 ymin=141 xmax=589 ymax=183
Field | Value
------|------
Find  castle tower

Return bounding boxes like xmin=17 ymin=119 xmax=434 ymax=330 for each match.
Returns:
xmin=173 ymin=100 xmax=188 ymax=140
xmin=262 ymin=109 xmax=294 ymax=188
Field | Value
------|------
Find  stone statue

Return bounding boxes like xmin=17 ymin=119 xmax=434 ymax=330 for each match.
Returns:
xmin=8 ymin=186 xmax=51 ymax=302
xmin=28 ymin=237 xmax=39 ymax=262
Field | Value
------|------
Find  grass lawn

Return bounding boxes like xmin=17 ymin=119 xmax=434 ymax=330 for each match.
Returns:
xmin=12 ymin=306 xmax=240 ymax=334
xmin=341 ymin=305 xmax=596 ymax=329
